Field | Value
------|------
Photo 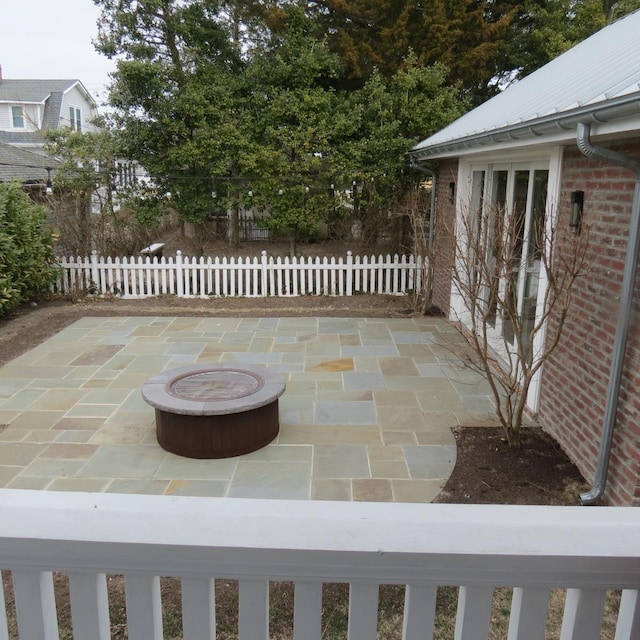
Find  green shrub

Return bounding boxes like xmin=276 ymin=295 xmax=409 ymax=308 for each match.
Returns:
xmin=0 ymin=182 xmax=57 ymax=317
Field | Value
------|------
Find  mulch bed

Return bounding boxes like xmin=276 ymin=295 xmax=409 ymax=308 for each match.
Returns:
xmin=436 ymin=426 xmax=589 ymax=505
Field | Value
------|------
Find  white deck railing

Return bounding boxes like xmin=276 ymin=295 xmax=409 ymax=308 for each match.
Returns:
xmin=53 ymin=251 xmax=425 ymax=298
xmin=0 ymin=490 xmax=638 ymax=640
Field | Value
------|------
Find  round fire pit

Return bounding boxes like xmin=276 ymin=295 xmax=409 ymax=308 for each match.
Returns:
xmin=142 ymin=364 xmax=286 ymax=459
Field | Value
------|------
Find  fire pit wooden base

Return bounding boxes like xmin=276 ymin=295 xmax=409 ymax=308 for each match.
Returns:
xmin=142 ymin=364 xmax=287 ymax=459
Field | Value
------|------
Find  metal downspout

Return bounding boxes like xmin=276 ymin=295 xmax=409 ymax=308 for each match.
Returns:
xmin=576 ymin=123 xmax=640 ymax=504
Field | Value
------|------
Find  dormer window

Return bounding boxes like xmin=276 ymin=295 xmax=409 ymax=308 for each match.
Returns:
xmin=11 ymin=106 xmax=24 ymax=128
xmin=70 ymin=106 xmax=82 ymax=132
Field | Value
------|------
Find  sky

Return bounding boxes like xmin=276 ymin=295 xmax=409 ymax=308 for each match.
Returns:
xmin=0 ymin=0 xmax=116 ymax=103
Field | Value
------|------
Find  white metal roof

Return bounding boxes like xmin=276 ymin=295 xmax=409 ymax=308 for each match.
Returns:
xmin=411 ymin=9 xmax=640 ymax=159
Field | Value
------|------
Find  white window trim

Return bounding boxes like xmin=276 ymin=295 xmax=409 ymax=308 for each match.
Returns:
xmin=69 ymin=105 xmax=83 ymax=131
xmin=10 ymin=105 xmax=25 ymax=129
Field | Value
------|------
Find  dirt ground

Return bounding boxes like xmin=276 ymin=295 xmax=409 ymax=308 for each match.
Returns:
xmin=0 ymin=295 xmax=587 ymax=505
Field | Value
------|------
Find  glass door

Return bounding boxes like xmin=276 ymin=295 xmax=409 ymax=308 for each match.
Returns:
xmin=473 ymin=164 xmax=548 ymax=360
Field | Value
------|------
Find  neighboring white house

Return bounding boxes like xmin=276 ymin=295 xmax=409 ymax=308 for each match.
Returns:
xmin=0 ymin=71 xmax=99 ymax=208
xmin=0 ymin=73 xmax=98 ymax=158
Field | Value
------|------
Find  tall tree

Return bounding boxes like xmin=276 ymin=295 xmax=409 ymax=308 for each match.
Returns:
xmin=240 ymin=5 xmax=351 ymax=253
xmin=337 ymin=55 xmax=467 ymax=245
xmin=304 ymin=0 xmax=519 ymax=103
xmin=496 ymin=0 xmax=640 ymax=84
xmin=94 ymin=0 xmax=254 ymax=250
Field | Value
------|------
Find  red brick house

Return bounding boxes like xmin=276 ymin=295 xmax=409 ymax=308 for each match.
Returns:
xmin=409 ymin=10 xmax=640 ymax=506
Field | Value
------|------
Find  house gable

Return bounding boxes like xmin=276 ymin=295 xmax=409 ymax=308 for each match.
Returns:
xmin=0 ymin=79 xmax=97 ymax=135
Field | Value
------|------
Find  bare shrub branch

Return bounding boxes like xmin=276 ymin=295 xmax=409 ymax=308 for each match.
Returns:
xmin=449 ymin=199 xmax=589 ymax=446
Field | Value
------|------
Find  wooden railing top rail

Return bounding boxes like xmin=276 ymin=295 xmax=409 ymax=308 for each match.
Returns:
xmin=1 ymin=489 xmax=638 ymax=589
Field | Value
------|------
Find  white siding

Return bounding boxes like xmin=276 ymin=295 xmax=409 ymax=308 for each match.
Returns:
xmin=61 ymin=84 xmax=97 ymax=132
xmin=0 ymin=103 xmax=41 ymax=132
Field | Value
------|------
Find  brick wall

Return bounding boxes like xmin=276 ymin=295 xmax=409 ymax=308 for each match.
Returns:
xmin=429 ymin=159 xmax=459 ymax=315
xmin=538 ymin=142 xmax=640 ymax=505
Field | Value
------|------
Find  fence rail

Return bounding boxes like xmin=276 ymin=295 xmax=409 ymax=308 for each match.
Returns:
xmin=54 ymin=250 xmax=425 ymax=298
xmin=1 ymin=490 xmax=639 ymax=640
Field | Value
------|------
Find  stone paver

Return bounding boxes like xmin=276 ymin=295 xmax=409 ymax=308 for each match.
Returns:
xmin=0 ymin=316 xmax=497 ymax=501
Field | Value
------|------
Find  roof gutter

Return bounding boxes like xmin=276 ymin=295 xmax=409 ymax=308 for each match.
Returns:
xmin=576 ymin=122 xmax=640 ymax=505
xmin=409 ymin=92 xmax=640 ymax=161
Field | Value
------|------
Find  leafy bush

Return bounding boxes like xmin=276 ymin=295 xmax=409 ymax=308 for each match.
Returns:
xmin=0 ymin=182 xmax=57 ymax=317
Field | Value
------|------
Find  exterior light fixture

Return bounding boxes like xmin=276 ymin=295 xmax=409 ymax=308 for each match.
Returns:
xmin=570 ymin=190 xmax=584 ymax=233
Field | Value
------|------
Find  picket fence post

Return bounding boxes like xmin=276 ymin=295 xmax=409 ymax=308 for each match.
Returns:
xmin=261 ymin=251 xmax=268 ymax=297
xmin=176 ymin=251 xmax=184 ymax=297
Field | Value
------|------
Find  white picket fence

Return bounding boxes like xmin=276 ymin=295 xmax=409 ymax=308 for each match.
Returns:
xmin=53 ymin=250 xmax=425 ymax=298
xmin=1 ymin=490 xmax=639 ymax=640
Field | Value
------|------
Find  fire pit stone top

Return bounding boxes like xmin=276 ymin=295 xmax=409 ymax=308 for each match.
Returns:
xmin=142 ymin=363 xmax=286 ymax=416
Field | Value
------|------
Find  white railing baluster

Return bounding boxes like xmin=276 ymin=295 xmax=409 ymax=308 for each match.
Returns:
xmin=12 ymin=570 xmax=58 ymax=640
xmin=507 ymin=587 xmax=549 ymax=640
xmin=293 ymin=581 xmax=322 ymax=640
xmin=124 ymin=575 xmax=163 ymax=640
xmin=560 ymin=588 xmax=605 ymax=640
xmin=348 ymin=583 xmax=379 ymax=640
xmin=615 ymin=589 xmax=640 ymax=640
xmin=454 ymin=586 xmax=493 ymax=640
xmin=402 ymin=584 xmax=437 ymax=640
xmin=181 ymin=577 xmax=216 ymax=639
xmin=68 ymin=572 xmax=110 ymax=640
xmin=1 ymin=495 xmax=640 ymax=640
xmin=238 ymin=579 xmax=269 ymax=640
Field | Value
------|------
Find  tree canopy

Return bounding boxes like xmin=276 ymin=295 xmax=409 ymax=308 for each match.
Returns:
xmin=85 ymin=0 xmax=640 ymax=251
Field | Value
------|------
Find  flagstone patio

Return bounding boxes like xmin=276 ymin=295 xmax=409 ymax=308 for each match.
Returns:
xmin=0 ymin=316 xmax=496 ymax=502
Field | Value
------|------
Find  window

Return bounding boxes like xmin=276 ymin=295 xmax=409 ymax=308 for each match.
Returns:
xmin=11 ymin=106 xmax=24 ymax=128
xmin=69 ymin=106 xmax=82 ymax=131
